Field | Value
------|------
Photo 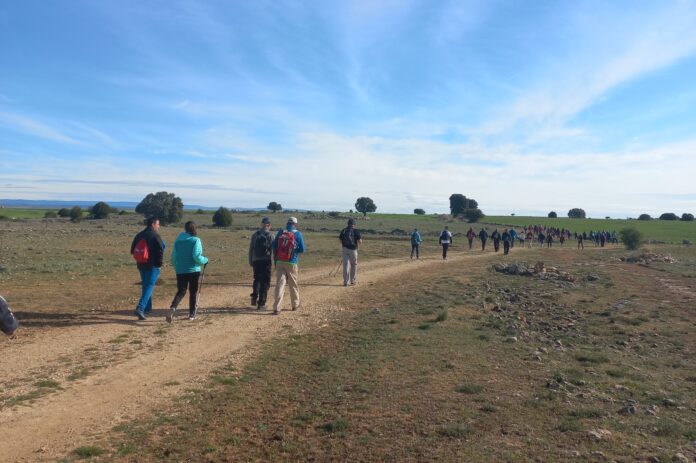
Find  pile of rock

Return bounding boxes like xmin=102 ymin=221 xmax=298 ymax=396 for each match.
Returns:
xmin=620 ymin=252 xmax=677 ymax=264
xmin=492 ymin=261 xmax=576 ymax=282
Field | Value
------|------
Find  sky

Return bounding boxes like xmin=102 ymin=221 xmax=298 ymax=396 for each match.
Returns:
xmin=1 ymin=0 xmax=696 ymax=217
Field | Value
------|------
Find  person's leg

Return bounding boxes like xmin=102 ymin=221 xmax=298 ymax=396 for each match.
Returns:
xmin=349 ymin=249 xmax=358 ymax=284
xmin=287 ymin=264 xmax=300 ymax=309
xmin=258 ymin=260 xmax=272 ymax=307
xmin=415 ymin=244 xmax=419 ymax=259
xmin=411 ymin=244 xmax=415 ymax=259
xmin=187 ymin=272 xmax=200 ymax=317
xmin=170 ymin=273 xmax=188 ymax=310
xmin=136 ymin=267 xmax=159 ymax=316
xmin=251 ymin=261 xmax=261 ymax=306
xmin=273 ymin=265 xmax=287 ymax=313
xmin=342 ymin=247 xmax=350 ymax=285
xmin=442 ymin=244 xmax=448 ymax=259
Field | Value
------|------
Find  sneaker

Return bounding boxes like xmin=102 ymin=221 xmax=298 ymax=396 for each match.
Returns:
xmin=250 ymin=295 xmax=257 ymax=307
xmin=291 ymin=305 xmax=300 ymax=311
xmin=257 ymin=304 xmax=267 ymax=311
xmin=272 ymin=310 xmax=280 ymax=316
xmin=135 ymin=310 xmax=146 ymax=321
xmin=350 ymin=281 xmax=356 ymax=286
xmin=188 ymin=315 xmax=197 ymax=321
xmin=165 ymin=308 xmax=175 ymax=324
xmin=343 ymin=282 xmax=348 ymax=287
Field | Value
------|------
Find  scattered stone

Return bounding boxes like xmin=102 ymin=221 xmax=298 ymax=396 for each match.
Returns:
xmin=587 ymin=429 xmax=612 ymax=440
xmin=585 ymin=274 xmax=600 ymax=281
xmin=569 ymin=450 xmax=581 ymax=457
xmin=662 ymin=398 xmax=677 ymax=407
xmin=590 ymin=451 xmax=606 ymax=460
xmin=620 ymin=252 xmax=677 ymax=265
xmin=505 ymin=336 xmax=518 ymax=343
xmin=619 ymin=404 xmax=637 ymax=415
xmin=648 ymin=457 xmax=660 ymax=463
xmin=371 ymin=308 xmax=381 ymax=315
xmin=672 ymin=453 xmax=689 ymax=463
xmin=683 ymin=239 xmax=692 ymax=246
xmin=645 ymin=405 xmax=659 ymax=416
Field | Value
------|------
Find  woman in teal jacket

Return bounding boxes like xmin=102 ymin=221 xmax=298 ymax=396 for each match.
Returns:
xmin=167 ymin=221 xmax=209 ymax=322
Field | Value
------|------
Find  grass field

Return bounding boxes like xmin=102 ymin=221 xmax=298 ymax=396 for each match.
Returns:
xmin=0 ymin=207 xmax=54 ymax=219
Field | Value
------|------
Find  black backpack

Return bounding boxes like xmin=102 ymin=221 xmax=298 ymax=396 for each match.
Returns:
xmin=340 ymin=228 xmax=355 ymax=247
xmin=0 ymin=295 xmax=18 ymax=335
xmin=253 ymin=230 xmax=273 ymax=259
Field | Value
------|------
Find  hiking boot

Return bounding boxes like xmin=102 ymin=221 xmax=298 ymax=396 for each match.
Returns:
xmin=291 ymin=304 xmax=300 ymax=311
xmin=188 ymin=315 xmax=197 ymax=321
xmin=343 ymin=282 xmax=348 ymax=287
xmin=250 ymin=295 xmax=257 ymax=307
xmin=135 ymin=310 xmax=146 ymax=321
xmin=272 ymin=310 xmax=280 ymax=316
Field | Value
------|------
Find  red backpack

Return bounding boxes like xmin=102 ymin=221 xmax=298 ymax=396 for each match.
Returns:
xmin=275 ymin=230 xmax=296 ymax=261
xmin=133 ymin=237 xmax=149 ymax=264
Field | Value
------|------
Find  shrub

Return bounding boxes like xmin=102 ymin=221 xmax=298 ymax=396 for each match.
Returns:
xmin=44 ymin=211 xmax=57 ymax=218
xmin=637 ymin=214 xmax=652 ymax=221
xmin=135 ymin=191 xmax=184 ymax=225
xmin=548 ymin=211 xmax=557 ymax=218
xmin=212 ymin=207 xmax=233 ymax=227
xmin=568 ymin=208 xmax=586 ymax=219
xmin=681 ymin=213 xmax=694 ymax=221
xmin=463 ymin=208 xmax=484 ymax=223
xmin=659 ymin=212 xmax=678 ymax=221
xmin=196 ymin=208 xmax=205 ymax=214
xmin=355 ymin=197 xmax=377 ymax=216
xmin=619 ymin=227 xmax=643 ymax=250
xmin=267 ymin=201 xmax=282 ymax=213
xmin=414 ymin=208 xmax=426 ymax=215
xmin=90 ymin=201 xmax=115 ymax=219
xmin=69 ymin=206 xmax=83 ymax=223
xmin=57 ymin=208 xmax=71 ymax=217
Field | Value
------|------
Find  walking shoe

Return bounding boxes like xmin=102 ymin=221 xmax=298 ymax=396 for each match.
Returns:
xmin=272 ymin=310 xmax=280 ymax=316
xmin=291 ymin=304 xmax=300 ymax=311
xmin=188 ymin=315 xmax=197 ymax=321
xmin=257 ymin=303 xmax=267 ymax=311
xmin=250 ymin=295 xmax=257 ymax=307
xmin=165 ymin=308 xmax=175 ymax=324
xmin=135 ymin=310 xmax=146 ymax=321
xmin=343 ymin=282 xmax=348 ymax=287
xmin=350 ymin=281 xmax=356 ymax=286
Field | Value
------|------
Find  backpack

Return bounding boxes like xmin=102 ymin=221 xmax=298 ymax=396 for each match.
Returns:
xmin=275 ymin=230 xmax=296 ymax=261
xmin=253 ymin=231 xmax=272 ymax=259
xmin=133 ymin=237 xmax=149 ymax=265
xmin=440 ymin=230 xmax=449 ymax=241
xmin=340 ymin=228 xmax=355 ymax=248
xmin=0 ymin=296 xmax=18 ymax=335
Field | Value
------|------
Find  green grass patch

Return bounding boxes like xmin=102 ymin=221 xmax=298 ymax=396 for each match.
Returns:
xmin=455 ymin=383 xmax=483 ymax=394
xmin=72 ymin=446 xmax=106 ymax=458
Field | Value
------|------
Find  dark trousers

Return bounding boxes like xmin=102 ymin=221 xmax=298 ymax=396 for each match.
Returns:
xmin=251 ymin=259 xmax=272 ymax=306
xmin=467 ymin=238 xmax=473 ymax=249
xmin=442 ymin=243 xmax=449 ymax=259
xmin=411 ymin=244 xmax=419 ymax=259
xmin=171 ymin=272 xmax=201 ymax=315
xmin=481 ymin=239 xmax=487 ymax=251
xmin=493 ymin=239 xmax=500 ymax=252
xmin=503 ymin=240 xmax=510 ymax=255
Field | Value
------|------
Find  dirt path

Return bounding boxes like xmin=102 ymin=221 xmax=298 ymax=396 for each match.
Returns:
xmin=0 ymin=250 xmax=501 ymax=462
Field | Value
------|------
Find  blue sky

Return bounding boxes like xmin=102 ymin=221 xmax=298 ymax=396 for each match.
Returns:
xmin=1 ymin=0 xmax=696 ymax=216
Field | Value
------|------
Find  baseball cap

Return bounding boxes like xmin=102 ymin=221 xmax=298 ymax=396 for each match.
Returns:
xmin=261 ymin=217 xmax=271 ymax=225
xmin=287 ymin=216 xmax=298 ymax=224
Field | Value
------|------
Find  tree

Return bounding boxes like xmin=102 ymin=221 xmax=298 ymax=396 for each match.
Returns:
xmin=463 ymin=208 xmax=484 ymax=223
xmin=567 ymin=208 xmax=586 ymax=219
xmin=69 ymin=206 xmax=83 ymax=223
xmin=212 ymin=207 xmax=233 ymax=227
xmin=681 ymin=213 xmax=694 ymax=222
xmin=449 ymin=194 xmax=483 ymax=222
xmin=355 ymin=197 xmax=377 ymax=216
xmin=414 ymin=208 xmax=426 ymax=215
xmin=90 ymin=201 xmax=114 ymax=219
xmin=638 ymin=214 xmax=652 ymax=221
xmin=135 ymin=191 xmax=184 ymax=225
xmin=548 ymin=211 xmax=557 ymax=218
xmin=619 ymin=228 xmax=643 ymax=250
xmin=44 ymin=211 xmax=57 ymax=218
xmin=659 ymin=212 xmax=678 ymax=221
xmin=267 ymin=202 xmax=282 ymax=213
xmin=57 ymin=208 xmax=71 ymax=218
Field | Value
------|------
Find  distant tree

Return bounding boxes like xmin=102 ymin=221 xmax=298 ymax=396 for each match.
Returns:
xmin=196 ymin=208 xmax=205 ymax=214
xmin=135 ymin=191 xmax=183 ymax=225
xmin=212 ymin=207 xmax=233 ymax=227
xmin=267 ymin=202 xmax=282 ymax=213
xmin=355 ymin=197 xmax=377 ymax=216
xmin=463 ymin=208 xmax=484 ymax=223
xmin=619 ymin=228 xmax=643 ymax=251
xmin=57 ymin=208 xmax=71 ymax=218
xmin=511 ymin=213 xmax=516 ymax=216
xmin=659 ymin=212 xmax=678 ymax=221
xmin=44 ymin=211 xmax=57 ymax=218
xmin=90 ymin=201 xmax=114 ymax=219
xmin=69 ymin=206 xmax=83 ymax=223
xmin=449 ymin=194 xmax=467 ymax=216
xmin=567 ymin=208 xmax=586 ymax=219
xmin=548 ymin=211 xmax=557 ymax=218
xmin=414 ymin=208 xmax=426 ymax=215
xmin=118 ymin=210 xmax=128 ymax=215
xmin=449 ymin=194 xmax=483 ymax=222
xmin=681 ymin=213 xmax=694 ymax=222
xmin=637 ymin=214 xmax=652 ymax=221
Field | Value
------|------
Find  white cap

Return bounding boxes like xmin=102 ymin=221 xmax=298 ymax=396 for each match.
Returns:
xmin=288 ymin=216 xmax=298 ymax=224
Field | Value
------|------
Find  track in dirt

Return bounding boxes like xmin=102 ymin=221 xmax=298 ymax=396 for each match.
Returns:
xmin=0 ymin=250 xmax=505 ymax=462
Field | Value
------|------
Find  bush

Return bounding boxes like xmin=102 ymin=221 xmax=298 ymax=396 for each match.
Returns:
xmin=355 ymin=197 xmax=377 ymax=216
xmin=44 ymin=211 xmax=57 ymax=218
xmin=90 ymin=201 xmax=115 ymax=219
xmin=212 ymin=207 xmax=233 ymax=227
xmin=681 ymin=213 xmax=694 ymax=222
xmin=414 ymin=208 xmax=426 ymax=215
xmin=637 ymin=214 xmax=652 ymax=221
xmin=267 ymin=202 xmax=282 ymax=213
xmin=463 ymin=208 xmax=484 ymax=223
xmin=135 ymin=191 xmax=184 ymax=225
xmin=659 ymin=212 xmax=678 ymax=221
xmin=548 ymin=211 xmax=557 ymax=218
xmin=57 ymin=208 xmax=71 ymax=218
xmin=568 ymin=208 xmax=586 ymax=219
xmin=196 ymin=208 xmax=205 ymax=214
xmin=69 ymin=206 xmax=83 ymax=223
xmin=619 ymin=228 xmax=643 ymax=250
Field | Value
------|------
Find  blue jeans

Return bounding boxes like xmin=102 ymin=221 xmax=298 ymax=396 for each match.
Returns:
xmin=137 ymin=267 xmax=160 ymax=313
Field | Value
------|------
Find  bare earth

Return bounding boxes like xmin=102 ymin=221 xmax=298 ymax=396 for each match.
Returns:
xmin=0 ymin=251 xmax=495 ymax=462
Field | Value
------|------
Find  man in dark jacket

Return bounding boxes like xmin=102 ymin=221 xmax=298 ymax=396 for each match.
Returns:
xmin=248 ymin=217 xmax=273 ymax=309
xmin=130 ymin=217 xmax=165 ymax=320
xmin=479 ymin=228 xmax=489 ymax=251
xmin=502 ymin=229 xmax=512 ymax=255
xmin=491 ymin=229 xmax=501 ymax=252
xmin=339 ymin=218 xmax=362 ymax=285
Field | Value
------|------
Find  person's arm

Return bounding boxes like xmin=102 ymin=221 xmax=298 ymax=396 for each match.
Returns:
xmin=295 ymin=231 xmax=305 ymax=253
xmin=248 ymin=234 xmax=255 ymax=267
xmin=356 ymin=230 xmax=363 ymax=245
xmin=192 ymin=238 xmax=208 ymax=266
xmin=152 ymin=233 xmax=165 ymax=267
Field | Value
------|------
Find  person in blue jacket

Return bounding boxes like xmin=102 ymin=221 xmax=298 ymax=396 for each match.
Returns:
xmin=167 ymin=221 xmax=209 ymax=322
xmin=272 ymin=217 xmax=305 ymax=315
xmin=410 ymin=228 xmax=422 ymax=259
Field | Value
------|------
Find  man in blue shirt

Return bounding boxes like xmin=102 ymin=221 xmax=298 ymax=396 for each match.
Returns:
xmin=272 ymin=217 xmax=305 ymax=315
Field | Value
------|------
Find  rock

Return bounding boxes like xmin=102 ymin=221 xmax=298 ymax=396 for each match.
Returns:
xmin=648 ymin=457 xmax=660 ymax=463
xmin=590 ymin=451 xmax=606 ymax=460
xmin=569 ymin=450 xmax=581 ymax=457
xmin=585 ymin=274 xmax=599 ymax=281
xmin=683 ymin=239 xmax=692 ymax=246
xmin=619 ymin=404 xmax=637 ymax=415
xmin=371 ymin=308 xmax=381 ymax=315
xmin=645 ymin=405 xmax=659 ymax=416
xmin=505 ymin=336 xmax=518 ymax=343
xmin=662 ymin=398 xmax=677 ymax=407
xmin=587 ymin=429 xmax=612 ymax=440
xmin=672 ymin=453 xmax=688 ymax=463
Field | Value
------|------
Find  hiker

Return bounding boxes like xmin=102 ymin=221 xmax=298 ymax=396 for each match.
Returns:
xmin=502 ymin=229 xmax=511 ymax=255
xmin=410 ymin=228 xmax=422 ymax=259
xmin=272 ymin=217 xmax=305 ymax=315
xmin=538 ymin=232 xmax=545 ymax=247
xmin=546 ymin=233 xmax=553 ymax=248
xmin=439 ymin=226 xmax=452 ymax=260
xmin=479 ymin=228 xmax=489 ymax=251
xmin=166 ymin=221 xmax=209 ymax=322
xmin=509 ymin=228 xmax=517 ymax=248
xmin=248 ymin=217 xmax=274 ymax=310
xmin=130 ymin=217 xmax=165 ymax=320
xmin=339 ymin=218 xmax=362 ymax=285
xmin=559 ymin=233 xmax=566 ymax=246
xmin=0 ymin=295 xmax=18 ymax=337
xmin=491 ymin=229 xmax=501 ymax=252
xmin=466 ymin=227 xmax=476 ymax=250
xmin=578 ymin=234 xmax=584 ymax=250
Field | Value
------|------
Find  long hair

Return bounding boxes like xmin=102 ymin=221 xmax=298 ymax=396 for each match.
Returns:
xmin=185 ymin=221 xmax=197 ymax=236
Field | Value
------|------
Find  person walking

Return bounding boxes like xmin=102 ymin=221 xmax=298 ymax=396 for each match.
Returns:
xmin=272 ymin=217 xmax=305 ymax=315
xmin=339 ymin=218 xmax=362 ymax=285
xmin=0 ymin=295 xmax=18 ymax=337
xmin=491 ymin=229 xmax=501 ymax=252
xmin=439 ymin=226 xmax=453 ymax=260
xmin=546 ymin=233 xmax=553 ymax=248
xmin=166 ymin=221 xmax=209 ymax=322
xmin=479 ymin=228 xmax=489 ymax=251
xmin=502 ymin=228 xmax=511 ymax=255
xmin=130 ymin=217 xmax=165 ymax=320
xmin=466 ymin=227 xmax=476 ymax=250
xmin=509 ymin=228 xmax=517 ymax=248
xmin=248 ymin=217 xmax=274 ymax=310
xmin=410 ymin=228 xmax=422 ymax=259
